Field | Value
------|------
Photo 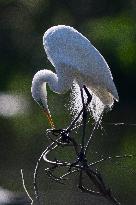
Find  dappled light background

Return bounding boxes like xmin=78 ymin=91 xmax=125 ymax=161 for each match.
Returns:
xmin=0 ymin=0 xmax=136 ymax=204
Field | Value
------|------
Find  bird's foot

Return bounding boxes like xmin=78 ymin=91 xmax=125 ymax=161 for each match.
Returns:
xmin=46 ymin=128 xmax=71 ymax=144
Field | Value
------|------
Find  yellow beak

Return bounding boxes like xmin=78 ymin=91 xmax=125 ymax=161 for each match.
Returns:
xmin=43 ymin=108 xmax=55 ymax=129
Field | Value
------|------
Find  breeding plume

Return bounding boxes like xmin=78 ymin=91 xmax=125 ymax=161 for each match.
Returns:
xmin=31 ymin=25 xmax=119 ymax=127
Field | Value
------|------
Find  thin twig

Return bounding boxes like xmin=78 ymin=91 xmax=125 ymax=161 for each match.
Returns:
xmin=84 ymin=111 xmax=104 ymax=156
xmin=33 ymin=141 xmax=58 ymax=203
xmin=32 ymin=89 xmax=135 ymax=205
xmin=78 ymin=169 xmax=101 ymax=196
xmin=45 ymin=170 xmax=65 ymax=184
xmin=21 ymin=169 xmax=33 ymax=205
xmin=89 ymin=154 xmax=136 ymax=167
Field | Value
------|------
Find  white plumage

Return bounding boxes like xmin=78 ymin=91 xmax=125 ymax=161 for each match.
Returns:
xmin=31 ymin=25 xmax=119 ymax=126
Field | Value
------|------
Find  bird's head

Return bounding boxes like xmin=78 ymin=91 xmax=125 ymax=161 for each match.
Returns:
xmin=31 ymin=71 xmax=55 ymax=129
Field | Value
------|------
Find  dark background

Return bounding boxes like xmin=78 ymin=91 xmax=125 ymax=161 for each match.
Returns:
xmin=0 ymin=0 xmax=136 ymax=204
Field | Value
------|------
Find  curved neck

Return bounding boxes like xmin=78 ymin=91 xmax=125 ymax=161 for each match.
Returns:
xmin=37 ymin=69 xmax=72 ymax=94
xmin=41 ymin=70 xmax=59 ymax=93
xmin=31 ymin=70 xmax=72 ymax=108
xmin=32 ymin=69 xmax=73 ymax=109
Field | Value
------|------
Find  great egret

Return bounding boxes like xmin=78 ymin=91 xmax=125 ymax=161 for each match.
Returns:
xmin=31 ymin=25 xmax=119 ymax=127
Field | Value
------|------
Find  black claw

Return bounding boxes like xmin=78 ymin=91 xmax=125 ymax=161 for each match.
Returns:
xmin=49 ymin=128 xmax=72 ymax=144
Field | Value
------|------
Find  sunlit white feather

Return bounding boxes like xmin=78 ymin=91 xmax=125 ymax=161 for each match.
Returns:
xmin=31 ymin=25 xmax=119 ymax=122
xmin=43 ymin=25 xmax=119 ymax=106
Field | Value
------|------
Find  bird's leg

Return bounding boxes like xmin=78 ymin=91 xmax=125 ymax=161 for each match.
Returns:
xmin=80 ymin=87 xmax=87 ymax=157
xmin=47 ymin=128 xmax=72 ymax=144
xmin=47 ymin=86 xmax=92 ymax=136
xmin=69 ymin=88 xmax=88 ymax=169
xmin=84 ymin=109 xmax=104 ymax=156
xmin=66 ymin=109 xmax=84 ymax=132
xmin=66 ymin=87 xmax=92 ymax=133
xmin=83 ymin=85 xmax=92 ymax=105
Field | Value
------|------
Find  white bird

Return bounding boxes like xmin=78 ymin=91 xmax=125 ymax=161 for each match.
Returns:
xmin=31 ymin=25 xmax=119 ymax=127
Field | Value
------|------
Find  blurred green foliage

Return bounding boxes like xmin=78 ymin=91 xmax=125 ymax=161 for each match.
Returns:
xmin=83 ymin=13 xmax=136 ymax=70
xmin=0 ymin=0 xmax=136 ymax=204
